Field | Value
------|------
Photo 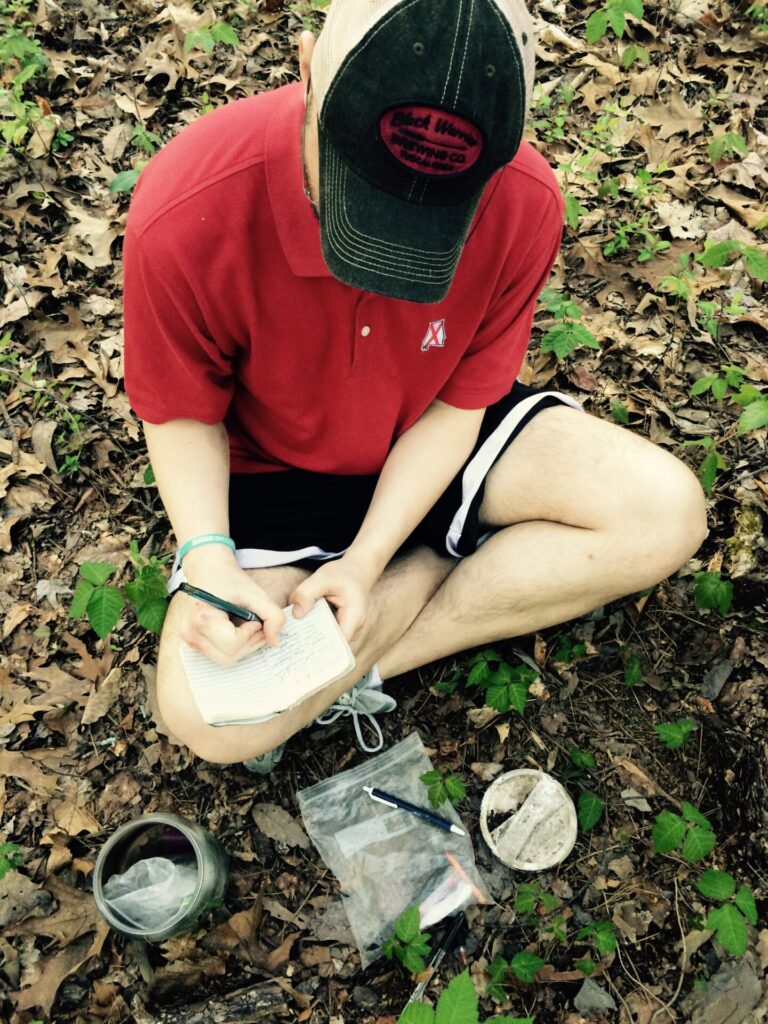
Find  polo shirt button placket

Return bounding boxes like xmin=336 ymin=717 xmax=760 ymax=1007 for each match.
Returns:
xmin=352 ymin=296 xmax=377 ymax=374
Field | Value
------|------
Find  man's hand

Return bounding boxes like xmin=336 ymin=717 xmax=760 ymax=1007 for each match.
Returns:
xmin=290 ymin=554 xmax=377 ymax=641
xmin=179 ymin=547 xmax=286 ymax=666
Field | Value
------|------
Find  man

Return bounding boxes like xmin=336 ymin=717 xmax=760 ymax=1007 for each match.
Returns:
xmin=123 ymin=0 xmax=707 ymax=768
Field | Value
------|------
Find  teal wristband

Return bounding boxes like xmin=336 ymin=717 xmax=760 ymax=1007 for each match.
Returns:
xmin=178 ymin=533 xmax=236 ymax=564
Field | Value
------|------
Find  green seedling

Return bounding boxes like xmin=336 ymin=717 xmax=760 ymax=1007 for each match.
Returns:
xmin=553 ymin=632 xmax=587 ymax=663
xmin=623 ymin=647 xmax=643 ymax=688
xmin=652 ymin=802 xmax=716 ymax=862
xmin=382 ymin=906 xmax=432 ymax=974
xmin=184 ymin=21 xmax=239 ymax=55
xmin=621 ymin=42 xmax=649 ymax=67
xmin=696 ymin=871 xmax=757 ymax=957
xmin=708 ymin=132 xmax=748 ymax=162
xmin=681 ymin=437 xmax=726 ymax=496
xmin=577 ymin=790 xmax=605 ymax=832
xmin=661 ymin=253 xmax=696 ymax=299
xmin=654 ymin=719 xmax=695 ymax=750
xmin=0 ymin=842 xmax=23 ymax=880
xmin=466 ymin=649 xmax=538 ymax=714
xmin=746 ymin=1 xmax=768 ymax=27
xmin=419 ymin=769 xmax=466 ymax=810
xmin=694 ymin=571 xmax=733 ymax=616
xmin=696 ymin=239 xmax=768 ymax=281
xmin=69 ymin=542 xmax=169 ymax=639
xmin=575 ymin=920 xmax=617 ymax=958
xmin=111 ymin=123 xmax=163 ymax=193
xmin=538 ymin=288 xmax=600 ymax=360
xmin=399 ymin=968 xmax=534 ymax=1024
xmin=611 ymin=400 xmax=630 ymax=424
xmin=487 ymin=951 xmax=546 ymax=1000
xmin=586 ymin=0 xmax=644 ymax=41
xmin=690 ymin=365 xmax=746 ymax=401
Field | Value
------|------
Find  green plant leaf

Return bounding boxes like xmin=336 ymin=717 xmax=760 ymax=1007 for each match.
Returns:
xmin=395 ymin=906 xmax=421 ymax=945
xmin=435 ymin=969 xmax=479 ymax=1024
xmin=86 ymin=587 xmax=125 ymax=638
xmin=699 ymin=448 xmax=720 ymax=496
xmin=486 ymin=954 xmax=510 ymax=1002
xmin=735 ymin=884 xmax=758 ymax=926
xmin=690 ymin=375 xmax=716 ymax=396
xmin=696 ymin=240 xmax=741 ymax=268
xmin=444 ymin=775 xmax=467 ymax=805
xmin=134 ymin=597 xmax=168 ymax=634
xmin=69 ymin=579 xmax=94 ymax=620
xmin=109 ymin=167 xmax=141 ymax=193
xmin=694 ymin=572 xmax=733 ymax=615
xmin=696 ymin=870 xmax=735 ymax=901
xmin=541 ymin=322 xmax=599 ymax=359
xmin=143 ymin=463 xmax=156 ymax=485
xmin=184 ymin=27 xmax=214 ymax=53
xmin=743 ymin=246 xmax=768 ymax=281
xmin=507 ymin=680 xmax=531 ymax=715
xmin=652 ymin=811 xmax=685 ymax=854
xmin=611 ymin=400 xmax=629 ymax=424
xmin=509 ymin=951 xmax=545 ymax=983
xmin=420 ymin=770 xmax=442 ymax=786
xmin=624 ymin=650 xmax=642 ymax=687
xmin=737 ymin=398 xmax=768 ymax=434
xmin=706 ymin=903 xmax=748 ymax=956
xmin=398 ymin=1003 xmax=435 ymax=1024
xmin=209 ymin=21 xmax=239 ymax=46
xmin=571 ymin=746 xmax=596 ymax=771
xmin=578 ymin=791 xmax=604 ymax=832
xmin=402 ymin=945 xmax=428 ymax=974
xmin=681 ymin=801 xmax=712 ymax=830
xmin=682 ymin=825 xmax=717 ymax=863
xmin=80 ymin=561 xmax=118 ymax=586
xmin=593 ymin=921 xmax=617 ymax=956
xmin=576 ymin=957 xmax=596 ymax=975
xmin=585 ymin=9 xmax=609 ymax=42
xmin=654 ymin=719 xmax=694 ymax=750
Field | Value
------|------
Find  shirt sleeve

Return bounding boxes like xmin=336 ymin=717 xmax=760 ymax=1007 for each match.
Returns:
xmin=123 ymin=222 xmax=237 ymax=425
xmin=437 ymin=189 xmax=563 ymax=410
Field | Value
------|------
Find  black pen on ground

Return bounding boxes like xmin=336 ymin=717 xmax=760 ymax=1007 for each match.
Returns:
xmin=362 ymin=786 xmax=466 ymax=836
xmin=407 ymin=912 xmax=466 ymax=1005
xmin=179 ymin=582 xmax=263 ymax=623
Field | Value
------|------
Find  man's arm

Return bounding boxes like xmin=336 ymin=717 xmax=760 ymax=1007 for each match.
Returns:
xmin=290 ymin=399 xmax=484 ymax=637
xmin=144 ymin=419 xmax=286 ymax=662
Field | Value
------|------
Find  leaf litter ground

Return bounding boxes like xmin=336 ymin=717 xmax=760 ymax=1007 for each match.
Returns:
xmin=0 ymin=1 xmax=767 ymax=1022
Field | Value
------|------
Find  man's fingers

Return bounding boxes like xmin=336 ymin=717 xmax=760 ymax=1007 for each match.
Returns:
xmin=289 ymin=579 xmax=320 ymax=619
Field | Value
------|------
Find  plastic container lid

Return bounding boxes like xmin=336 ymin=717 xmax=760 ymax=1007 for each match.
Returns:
xmin=480 ymin=769 xmax=577 ymax=870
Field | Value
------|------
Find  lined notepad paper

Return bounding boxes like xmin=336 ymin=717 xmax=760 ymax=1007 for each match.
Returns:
xmin=179 ymin=598 xmax=356 ymax=726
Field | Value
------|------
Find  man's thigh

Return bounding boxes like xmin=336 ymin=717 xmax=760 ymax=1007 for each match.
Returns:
xmin=479 ymin=406 xmax=702 ymax=531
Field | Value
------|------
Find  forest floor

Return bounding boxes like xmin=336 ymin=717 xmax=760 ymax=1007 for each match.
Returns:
xmin=0 ymin=0 xmax=767 ymax=1022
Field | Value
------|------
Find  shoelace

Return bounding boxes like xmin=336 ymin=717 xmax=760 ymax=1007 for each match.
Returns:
xmin=315 ymin=689 xmax=385 ymax=753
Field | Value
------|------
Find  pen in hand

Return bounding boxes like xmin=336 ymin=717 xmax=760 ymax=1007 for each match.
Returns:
xmin=363 ymin=786 xmax=466 ymax=836
xmin=179 ymin=582 xmax=263 ymax=623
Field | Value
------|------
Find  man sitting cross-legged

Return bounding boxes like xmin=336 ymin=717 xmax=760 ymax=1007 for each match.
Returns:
xmin=123 ymin=0 xmax=708 ymax=768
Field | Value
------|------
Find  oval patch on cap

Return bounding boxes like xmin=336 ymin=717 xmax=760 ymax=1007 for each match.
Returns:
xmin=379 ymin=105 xmax=483 ymax=177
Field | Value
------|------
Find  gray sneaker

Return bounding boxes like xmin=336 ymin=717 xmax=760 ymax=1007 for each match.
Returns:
xmin=242 ymin=744 xmax=285 ymax=775
xmin=314 ymin=668 xmax=397 ymax=753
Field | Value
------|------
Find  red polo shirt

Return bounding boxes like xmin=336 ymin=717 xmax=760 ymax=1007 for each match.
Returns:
xmin=123 ymin=82 xmax=563 ymax=474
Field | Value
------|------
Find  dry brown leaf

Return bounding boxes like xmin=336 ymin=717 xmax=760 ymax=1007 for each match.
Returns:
xmin=49 ymin=776 xmax=100 ymax=835
xmin=0 ymin=871 xmax=54 ymax=930
xmin=635 ymin=94 xmax=704 ymax=139
xmin=263 ymin=931 xmax=301 ymax=974
xmin=251 ymin=803 xmax=311 ymax=850
xmin=13 ymin=926 xmax=109 ymax=1014
xmin=81 ymin=666 xmax=124 ymax=725
xmin=30 ymin=419 xmax=59 ymax=473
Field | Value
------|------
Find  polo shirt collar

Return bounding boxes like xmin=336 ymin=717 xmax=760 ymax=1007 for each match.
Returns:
xmin=266 ymin=82 xmax=331 ymax=278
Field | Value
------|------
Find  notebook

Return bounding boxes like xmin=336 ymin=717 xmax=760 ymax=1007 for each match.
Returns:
xmin=179 ymin=598 xmax=356 ymax=726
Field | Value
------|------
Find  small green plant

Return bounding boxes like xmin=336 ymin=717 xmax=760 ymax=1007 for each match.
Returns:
xmin=420 ymin=769 xmax=466 ymax=809
xmin=694 ymin=571 xmax=733 ymax=616
xmin=746 ymin=1 xmax=768 ymax=27
xmin=661 ymin=253 xmax=696 ymax=299
xmin=487 ymin=951 xmax=546 ymax=999
xmin=621 ymin=42 xmax=649 ymax=66
xmin=382 ymin=906 xmax=432 ymax=974
xmin=0 ymin=842 xmax=23 ymax=880
xmin=708 ymin=132 xmax=748 ymax=162
xmin=652 ymin=802 xmax=716 ymax=862
xmin=623 ymin=646 xmax=643 ymax=687
xmin=290 ymin=0 xmax=331 ymax=31
xmin=398 ymin=968 xmax=533 ymax=1024
xmin=538 ymin=288 xmax=600 ymax=360
xmin=681 ymin=437 xmax=726 ymax=496
xmin=0 ymin=14 xmax=49 ymax=157
xmin=610 ymin=399 xmax=630 ymax=424
xmin=577 ymin=790 xmax=605 ymax=832
xmin=531 ymin=84 xmax=577 ymax=144
xmin=697 ymin=870 xmax=757 ymax=956
xmin=466 ymin=650 xmax=538 ymax=714
xmin=514 ymin=881 xmax=561 ymax=919
xmin=575 ymin=920 xmax=617 ymax=958
xmin=696 ymin=239 xmax=768 ymax=281
xmin=69 ymin=542 xmax=169 ymax=639
xmin=603 ymin=214 xmax=669 ymax=263
xmin=110 ymin=123 xmax=164 ymax=193
xmin=184 ymin=20 xmax=239 ymax=55
xmin=553 ymin=633 xmax=587 ymax=663
xmin=690 ymin=365 xmax=746 ymax=401
xmin=655 ymin=719 xmax=695 ymax=750
xmin=586 ymin=0 xmax=644 ymax=42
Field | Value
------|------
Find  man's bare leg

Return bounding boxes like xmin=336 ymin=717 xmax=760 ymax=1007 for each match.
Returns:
xmin=378 ymin=407 xmax=708 ymax=677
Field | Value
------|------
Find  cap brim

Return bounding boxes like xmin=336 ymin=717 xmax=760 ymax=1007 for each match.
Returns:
xmin=319 ymin=130 xmax=481 ymax=304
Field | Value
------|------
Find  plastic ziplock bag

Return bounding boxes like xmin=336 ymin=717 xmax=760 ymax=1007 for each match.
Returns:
xmin=297 ymin=732 xmax=490 ymax=966
xmin=102 ymin=856 xmax=199 ymax=932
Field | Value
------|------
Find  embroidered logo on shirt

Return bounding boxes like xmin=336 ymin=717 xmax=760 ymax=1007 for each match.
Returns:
xmin=421 ymin=320 xmax=447 ymax=352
